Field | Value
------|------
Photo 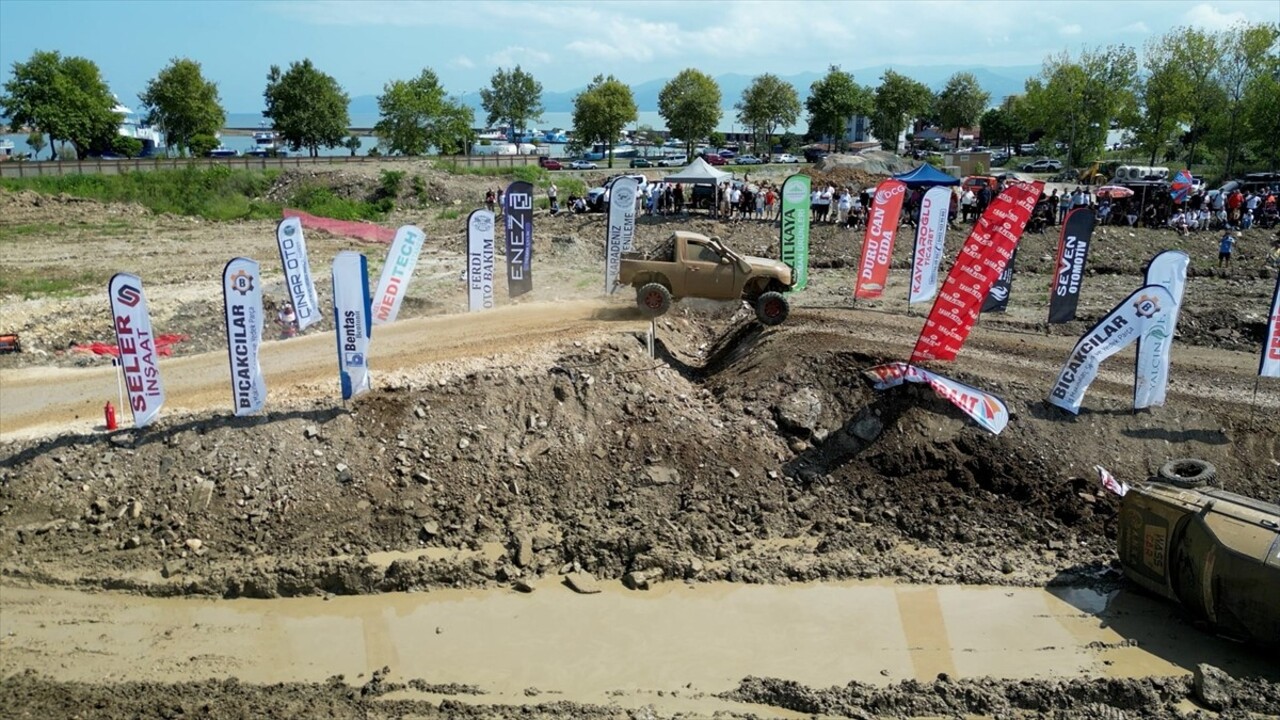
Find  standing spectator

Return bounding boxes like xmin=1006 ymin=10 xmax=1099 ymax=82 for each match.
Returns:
xmin=764 ymin=184 xmax=776 ymax=221
xmin=276 ymin=302 xmax=298 ymax=339
xmin=754 ymin=187 xmax=765 ymax=221
xmin=484 ymin=188 xmax=496 ymax=213
xmin=1218 ymin=230 xmax=1236 ymax=271
xmin=673 ymin=184 xmax=685 ymax=215
xmin=837 ymin=188 xmax=851 ymax=227
xmin=548 ymin=183 xmax=559 ymax=214
xmin=1227 ymin=188 xmax=1244 ymax=228
xmin=1058 ymin=190 xmax=1071 ymax=224
xmin=961 ymin=186 xmax=976 ymax=222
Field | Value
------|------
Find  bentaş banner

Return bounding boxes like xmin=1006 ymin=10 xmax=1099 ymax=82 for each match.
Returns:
xmin=855 ymin=179 xmax=908 ymax=299
xmin=371 ymin=225 xmax=426 ymax=325
xmin=1134 ymin=250 xmax=1189 ymax=409
xmin=1047 ymin=284 xmax=1175 ymax=414
xmin=911 ymin=181 xmax=1042 ymax=363
xmin=981 ymin=246 xmax=1018 ymax=313
xmin=466 ymin=209 xmax=496 ymax=312
xmin=1047 ymin=208 xmax=1097 ymax=324
xmin=865 ymin=361 xmax=1009 ymax=434
xmin=605 ymin=176 xmax=639 ymax=294
xmin=909 ymin=186 xmax=951 ymax=305
xmin=222 ymin=258 xmax=266 ymax=416
xmin=332 ymin=251 xmax=372 ymax=400
xmin=779 ymin=174 xmax=812 ymax=291
xmin=276 ymin=217 xmax=321 ymax=330
xmin=108 ymin=273 xmax=165 ymax=427
xmin=1260 ymin=273 xmax=1280 ymax=378
xmin=504 ymin=180 xmax=534 ymax=298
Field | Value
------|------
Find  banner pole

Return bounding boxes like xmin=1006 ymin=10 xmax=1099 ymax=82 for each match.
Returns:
xmin=648 ymin=319 xmax=656 ymax=359
xmin=1251 ymin=377 xmax=1261 ymax=428
xmin=113 ymin=357 xmax=125 ymax=426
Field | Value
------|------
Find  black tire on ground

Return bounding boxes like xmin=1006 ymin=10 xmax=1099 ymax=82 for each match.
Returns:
xmin=1157 ymin=458 xmax=1218 ymax=488
xmin=636 ymin=283 xmax=672 ymax=318
xmin=755 ymin=291 xmax=790 ymax=326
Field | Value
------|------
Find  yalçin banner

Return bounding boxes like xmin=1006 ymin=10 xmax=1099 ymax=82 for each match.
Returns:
xmin=371 ymin=225 xmax=426 ymax=326
xmin=780 ymin=174 xmax=812 ymax=291
xmin=604 ymin=176 xmax=639 ymax=294
xmin=855 ymin=180 xmax=907 ymax=299
xmin=504 ymin=180 xmax=534 ymax=298
xmin=108 ymin=273 xmax=165 ymax=427
xmin=332 ymin=251 xmax=372 ymax=400
xmin=276 ymin=217 xmax=321 ymax=330
xmin=909 ymin=185 xmax=952 ymax=305
xmin=467 ymin=209 xmax=496 ymax=312
xmin=866 ymin=361 xmax=1010 ymax=434
xmin=1134 ymin=250 xmax=1189 ymax=409
xmin=222 ymin=258 xmax=266 ymax=416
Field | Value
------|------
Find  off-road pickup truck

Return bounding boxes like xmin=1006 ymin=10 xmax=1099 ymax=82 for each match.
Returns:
xmin=618 ymin=231 xmax=794 ymax=325
xmin=1118 ymin=459 xmax=1280 ymax=647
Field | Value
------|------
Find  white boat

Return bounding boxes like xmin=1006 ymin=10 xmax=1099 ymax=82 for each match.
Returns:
xmin=112 ymin=98 xmax=165 ymax=156
xmin=477 ymin=129 xmax=508 ymax=142
xmin=0 ymin=139 xmax=15 ymax=160
xmin=247 ymin=123 xmax=287 ymax=157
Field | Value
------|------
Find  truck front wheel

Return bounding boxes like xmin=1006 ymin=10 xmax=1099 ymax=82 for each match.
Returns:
xmin=1157 ymin=458 xmax=1217 ymax=488
xmin=755 ymin=291 xmax=790 ymax=326
xmin=636 ymin=283 xmax=672 ymax=318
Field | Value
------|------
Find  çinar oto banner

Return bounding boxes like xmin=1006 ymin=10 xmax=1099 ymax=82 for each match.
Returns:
xmin=222 ymin=258 xmax=265 ymax=416
xmin=981 ymin=246 xmax=1018 ymax=313
xmin=866 ymin=361 xmax=1009 ymax=434
xmin=276 ymin=217 xmax=321 ymax=330
xmin=855 ymin=179 xmax=908 ymax=299
xmin=1261 ymin=273 xmax=1280 ymax=378
xmin=909 ymin=186 xmax=952 ymax=305
xmin=504 ymin=180 xmax=534 ymax=298
xmin=108 ymin=273 xmax=165 ymax=427
xmin=332 ymin=251 xmax=372 ymax=401
xmin=911 ymin=181 xmax=1042 ymax=363
xmin=779 ymin=174 xmax=812 ymax=291
xmin=1047 ymin=207 xmax=1097 ymax=324
xmin=371 ymin=225 xmax=426 ymax=325
xmin=1134 ymin=250 xmax=1189 ymax=409
xmin=1047 ymin=284 xmax=1175 ymax=414
xmin=604 ymin=176 xmax=639 ymax=294
xmin=466 ymin=209 xmax=496 ymax=312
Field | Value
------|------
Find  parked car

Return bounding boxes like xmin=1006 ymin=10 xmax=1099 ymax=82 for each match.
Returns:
xmin=586 ymin=174 xmax=649 ymax=212
xmin=538 ymin=157 xmax=563 ymax=170
xmin=772 ymin=153 xmax=799 ymax=164
xmin=735 ymin=155 xmax=763 ymax=165
xmin=657 ymin=156 xmax=686 ymax=167
xmin=568 ymin=159 xmax=598 ymax=170
xmin=629 ymin=157 xmax=653 ymax=168
xmin=717 ymin=149 xmax=736 ymax=159
xmin=1021 ymin=158 xmax=1063 ymax=173
xmin=802 ymin=148 xmax=829 ymax=163
xmin=701 ymin=153 xmax=728 ymax=166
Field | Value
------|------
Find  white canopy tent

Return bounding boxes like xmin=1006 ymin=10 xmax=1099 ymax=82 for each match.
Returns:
xmin=662 ymin=157 xmax=733 ymax=184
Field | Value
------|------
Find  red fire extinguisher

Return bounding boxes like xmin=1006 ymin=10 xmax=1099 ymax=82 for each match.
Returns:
xmin=104 ymin=401 xmax=118 ymax=431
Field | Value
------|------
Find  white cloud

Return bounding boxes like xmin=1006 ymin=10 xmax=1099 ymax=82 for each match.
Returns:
xmin=1123 ymin=21 xmax=1150 ymax=33
xmin=448 ymin=55 xmax=474 ymax=69
xmin=1182 ymin=3 xmax=1249 ymax=30
xmin=1060 ymin=23 xmax=1082 ymax=36
xmin=484 ymin=46 xmax=552 ymax=67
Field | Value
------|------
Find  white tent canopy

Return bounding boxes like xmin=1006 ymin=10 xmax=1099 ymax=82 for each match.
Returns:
xmin=662 ymin=157 xmax=733 ymax=184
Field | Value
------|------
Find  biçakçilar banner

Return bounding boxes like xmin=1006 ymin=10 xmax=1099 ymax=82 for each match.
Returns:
xmin=605 ymin=176 xmax=639 ymax=294
xmin=981 ymin=246 xmax=1018 ymax=313
xmin=780 ymin=174 xmax=812 ymax=291
xmin=222 ymin=258 xmax=265 ymax=416
xmin=504 ymin=180 xmax=534 ymax=298
xmin=371 ymin=225 xmax=426 ymax=326
xmin=910 ymin=181 xmax=1043 ymax=363
xmin=1260 ymin=273 xmax=1280 ymax=378
xmin=276 ymin=217 xmax=321 ymax=331
xmin=909 ymin=186 xmax=952 ymax=305
xmin=855 ymin=179 xmax=908 ymax=299
xmin=865 ymin=361 xmax=1009 ymax=434
xmin=1134 ymin=249 xmax=1189 ymax=409
xmin=332 ymin=251 xmax=372 ymax=401
xmin=108 ymin=273 xmax=165 ymax=427
xmin=1047 ymin=207 xmax=1097 ymax=324
xmin=466 ymin=209 xmax=496 ymax=312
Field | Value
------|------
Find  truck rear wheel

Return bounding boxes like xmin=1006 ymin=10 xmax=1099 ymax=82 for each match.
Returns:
xmin=755 ymin=291 xmax=790 ymax=326
xmin=1157 ymin=458 xmax=1217 ymax=488
xmin=636 ymin=283 xmax=672 ymax=318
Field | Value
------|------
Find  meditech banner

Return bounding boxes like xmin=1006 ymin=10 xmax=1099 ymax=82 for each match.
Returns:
xmin=108 ymin=273 xmax=165 ymax=427
xmin=855 ymin=180 xmax=908 ymax=299
xmin=222 ymin=258 xmax=265 ymax=416
xmin=371 ymin=225 xmax=426 ymax=326
xmin=332 ymin=251 xmax=372 ymax=401
xmin=276 ymin=217 xmax=321 ymax=330
xmin=865 ymin=361 xmax=1009 ymax=434
xmin=605 ymin=176 xmax=639 ymax=294
xmin=780 ymin=174 xmax=812 ymax=291
xmin=1134 ymin=250 xmax=1189 ymax=408
xmin=1047 ymin=208 xmax=1097 ymax=324
xmin=981 ymin=246 xmax=1018 ymax=313
xmin=1047 ymin=284 xmax=1174 ymax=414
xmin=1260 ymin=274 xmax=1280 ymax=378
xmin=466 ymin=210 xmax=496 ymax=312
xmin=504 ymin=180 xmax=534 ymax=298
xmin=911 ymin=181 xmax=1042 ymax=363
xmin=909 ymin=186 xmax=951 ymax=305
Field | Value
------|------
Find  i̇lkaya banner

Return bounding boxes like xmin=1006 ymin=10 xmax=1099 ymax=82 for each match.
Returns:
xmin=504 ymin=180 xmax=534 ymax=298
xmin=371 ymin=225 xmax=426 ymax=326
xmin=222 ymin=258 xmax=265 ymax=416
xmin=605 ymin=176 xmax=639 ymax=294
xmin=332 ymin=251 xmax=372 ymax=400
xmin=108 ymin=273 xmax=165 ymax=427
xmin=1134 ymin=250 xmax=1189 ymax=409
xmin=1047 ymin=207 xmax=1097 ymax=324
xmin=466 ymin=209 xmax=496 ymax=312
xmin=780 ymin=174 xmax=812 ymax=291
xmin=981 ymin=246 xmax=1018 ymax=313
xmin=911 ymin=182 xmax=1043 ymax=363
xmin=1261 ymin=273 xmax=1280 ymax=378
xmin=865 ymin=361 xmax=1009 ymax=434
xmin=908 ymin=185 xmax=951 ymax=305
xmin=1047 ymin=284 xmax=1175 ymax=414
xmin=855 ymin=179 xmax=908 ymax=299
xmin=276 ymin=217 xmax=321 ymax=330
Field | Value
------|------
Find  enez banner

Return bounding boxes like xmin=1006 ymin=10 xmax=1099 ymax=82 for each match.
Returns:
xmin=466 ymin=210 xmax=496 ymax=312
xmin=780 ymin=174 xmax=812 ymax=291
xmin=981 ymin=246 xmax=1018 ymax=313
xmin=604 ymin=176 xmax=639 ymax=294
xmin=371 ymin=225 xmax=426 ymax=326
xmin=855 ymin=179 xmax=908 ymax=299
xmin=1047 ymin=208 xmax=1097 ymax=324
xmin=1047 ymin=284 xmax=1175 ymax=414
xmin=504 ymin=180 xmax=534 ymax=298
xmin=1134 ymin=250 xmax=1189 ymax=409
xmin=276 ymin=217 xmax=321 ymax=330
xmin=332 ymin=251 xmax=372 ymax=401
xmin=911 ymin=181 xmax=1042 ymax=363
xmin=1261 ymin=273 xmax=1280 ymax=378
xmin=108 ymin=273 xmax=165 ymax=427
xmin=866 ymin=361 xmax=1009 ymax=435
xmin=221 ymin=258 xmax=265 ymax=416
xmin=908 ymin=186 xmax=952 ymax=305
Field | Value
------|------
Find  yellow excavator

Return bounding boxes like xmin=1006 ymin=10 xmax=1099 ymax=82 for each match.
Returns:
xmin=1078 ymin=160 xmax=1120 ymax=185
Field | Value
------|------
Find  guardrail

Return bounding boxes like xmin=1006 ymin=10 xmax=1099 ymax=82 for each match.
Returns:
xmin=0 ymin=153 xmax=543 ymax=179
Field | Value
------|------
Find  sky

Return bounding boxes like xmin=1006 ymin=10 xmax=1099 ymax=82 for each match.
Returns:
xmin=1 ymin=0 xmax=1277 ymax=112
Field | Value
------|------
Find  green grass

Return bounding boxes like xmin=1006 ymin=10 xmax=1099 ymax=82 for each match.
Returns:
xmin=1 ymin=222 xmax=62 ymax=237
xmin=436 ymin=208 xmax=462 ymax=220
xmin=0 ymin=267 xmax=108 ymax=298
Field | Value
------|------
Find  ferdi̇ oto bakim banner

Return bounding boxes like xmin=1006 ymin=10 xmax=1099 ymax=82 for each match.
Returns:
xmin=332 ymin=251 xmax=372 ymax=401
xmin=779 ymin=174 xmax=812 ymax=291
xmin=222 ymin=257 xmax=265 ymax=416
xmin=1134 ymin=250 xmax=1189 ymax=409
xmin=604 ymin=176 xmax=639 ymax=294
xmin=108 ymin=273 xmax=165 ymax=427
xmin=504 ymin=181 xmax=534 ymax=298
xmin=466 ymin=209 xmax=496 ymax=312
xmin=855 ymin=179 xmax=907 ymax=300
xmin=908 ymin=185 xmax=952 ymax=306
xmin=371 ymin=225 xmax=426 ymax=326
xmin=1047 ymin=207 xmax=1097 ymax=324
xmin=276 ymin=216 xmax=322 ymax=330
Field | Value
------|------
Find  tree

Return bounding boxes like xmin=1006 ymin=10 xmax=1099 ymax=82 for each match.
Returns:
xmin=263 ymin=59 xmax=350 ymax=158
xmin=1212 ymin=22 xmax=1279 ymax=176
xmin=658 ymin=68 xmax=721 ymax=161
xmin=870 ymin=70 xmax=933 ymax=152
xmin=736 ymin=73 xmax=801 ymax=154
xmin=935 ymin=72 xmax=990 ymax=149
xmin=344 ymin=134 xmax=362 ymax=156
xmin=805 ymin=65 xmax=873 ymax=151
xmin=1243 ymin=68 xmax=1280 ymax=170
xmin=1022 ymin=46 xmax=1138 ymax=167
xmin=188 ymin=133 xmax=218 ymax=157
xmin=374 ymin=68 xmax=474 ymax=156
xmin=978 ymin=103 xmax=1025 ymax=153
xmin=479 ymin=65 xmax=544 ymax=141
xmin=1167 ymin=28 xmax=1226 ymax=168
xmin=1133 ymin=34 xmax=1191 ymax=166
xmin=26 ymin=131 xmax=45 ymax=159
xmin=0 ymin=50 xmax=119 ymax=160
xmin=571 ymin=74 xmax=637 ymax=169
xmin=138 ymin=57 xmax=225 ymax=157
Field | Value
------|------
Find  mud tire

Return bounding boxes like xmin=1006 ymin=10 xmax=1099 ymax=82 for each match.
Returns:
xmin=636 ymin=283 xmax=672 ymax=318
xmin=755 ymin=291 xmax=790 ymax=326
xmin=1157 ymin=458 xmax=1218 ymax=488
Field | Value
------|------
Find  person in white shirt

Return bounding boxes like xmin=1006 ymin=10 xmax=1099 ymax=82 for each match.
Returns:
xmin=837 ymin=189 xmax=851 ymax=227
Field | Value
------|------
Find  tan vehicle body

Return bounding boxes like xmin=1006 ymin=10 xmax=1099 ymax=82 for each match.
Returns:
xmin=618 ymin=231 xmax=792 ymax=302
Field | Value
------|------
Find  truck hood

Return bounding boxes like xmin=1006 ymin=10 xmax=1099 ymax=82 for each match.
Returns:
xmin=743 ymin=256 xmax=793 ymax=284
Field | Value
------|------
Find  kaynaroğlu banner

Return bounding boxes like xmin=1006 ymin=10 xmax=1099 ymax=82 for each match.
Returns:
xmin=1261 ymin=273 xmax=1280 ymax=378
xmin=1047 ymin=207 xmax=1097 ymax=324
xmin=1134 ymin=250 xmax=1189 ymax=409
xmin=908 ymin=186 xmax=952 ymax=305
xmin=222 ymin=258 xmax=265 ymax=416
xmin=1047 ymin=284 xmax=1174 ymax=414
xmin=605 ymin=176 xmax=639 ymax=294
xmin=371 ymin=225 xmax=426 ymax=325
xmin=276 ymin=217 xmax=321 ymax=330
xmin=466 ymin=209 xmax=496 ymax=312
xmin=855 ymin=180 xmax=908 ymax=299
xmin=981 ymin=246 xmax=1018 ymax=313
xmin=866 ymin=361 xmax=1009 ymax=434
xmin=332 ymin=251 xmax=372 ymax=400
xmin=108 ymin=273 xmax=165 ymax=427
xmin=504 ymin=180 xmax=534 ymax=298
xmin=779 ymin=174 xmax=812 ymax=291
